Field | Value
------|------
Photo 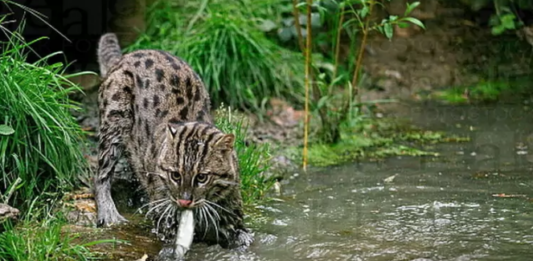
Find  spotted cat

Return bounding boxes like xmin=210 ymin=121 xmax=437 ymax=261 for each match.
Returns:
xmin=94 ymin=33 xmax=253 ymax=259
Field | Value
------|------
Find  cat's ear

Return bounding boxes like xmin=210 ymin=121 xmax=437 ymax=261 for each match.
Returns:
xmin=214 ymin=134 xmax=235 ymax=151
xmin=167 ymin=123 xmax=178 ymax=138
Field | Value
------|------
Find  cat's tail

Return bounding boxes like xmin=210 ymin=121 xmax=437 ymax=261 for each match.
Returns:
xmin=97 ymin=33 xmax=122 ymax=78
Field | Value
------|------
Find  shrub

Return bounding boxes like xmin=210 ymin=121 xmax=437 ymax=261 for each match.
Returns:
xmin=126 ymin=0 xmax=305 ymax=111
xmin=0 ymin=35 xmax=88 ymax=209
xmin=214 ymin=106 xmax=273 ymax=204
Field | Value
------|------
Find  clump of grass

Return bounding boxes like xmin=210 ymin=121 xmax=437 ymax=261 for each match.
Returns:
xmin=0 ymin=204 xmax=112 ymax=261
xmin=127 ymin=0 xmax=304 ymax=111
xmin=0 ymin=220 xmax=91 ymax=261
xmin=214 ymin=105 xmax=274 ymax=204
xmin=0 ymin=34 xmax=88 ymax=210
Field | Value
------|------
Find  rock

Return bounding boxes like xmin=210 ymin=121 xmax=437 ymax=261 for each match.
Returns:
xmin=267 ymin=98 xmax=305 ymax=127
xmin=0 ymin=203 xmax=20 ymax=232
xmin=0 ymin=203 xmax=19 ymax=223
xmin=375 ymin=78 xmax=397 ymax=92
xmin=62 ymin=189 xmax=98 ymax=227
xmin=65 ymin=206 xmax=97 ymax=227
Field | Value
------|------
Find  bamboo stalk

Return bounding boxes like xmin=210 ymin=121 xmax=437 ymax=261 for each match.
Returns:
xmin=302 ymin=0 xmax=313 ymax=171
xmin=292 ymin=0 xmax=305 ymax=52
xmin=350 ymin=1 xmax=373 ymax=101
xmin=331 ymin=5 xmax=345 ymax=88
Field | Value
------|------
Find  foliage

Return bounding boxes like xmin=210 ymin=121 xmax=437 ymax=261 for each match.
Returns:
xmin=460 ymin=0 xmax=533 ymax=35
xmin=461 ymin=0 xmax=533 ymax=11
xmin=214 ymin=106 xmax=274 ymax=204
xmin=0 ymin=34 xmax=89 ymax=210
xmin=294 ymin=0 xmax=425 ymax=148
xmin=126 ymin=0 xmax=305 ymax=111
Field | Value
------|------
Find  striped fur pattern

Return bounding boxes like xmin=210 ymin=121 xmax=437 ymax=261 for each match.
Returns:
xmin=94 ymin=33 xmax=252 ymax=260
xmin=97 ymin=33 xmax=122 ymax=77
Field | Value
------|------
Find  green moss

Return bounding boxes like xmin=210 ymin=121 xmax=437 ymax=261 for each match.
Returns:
xmin=286 ymin=118 xmax=469 ymax=167
xmin=432 ymin=77 xmax=532 ymax=104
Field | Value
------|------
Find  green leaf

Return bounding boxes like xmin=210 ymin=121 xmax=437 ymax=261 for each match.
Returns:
xmin=397 ymin=22 xmax=410 ymax=28
xmin=402 ymin=17 xmax=425 ymax=29
xmin=360 ymin=6 xmax=369 ymax=18
xmin=489 ymin=14 xmax=500 ymax=26
xmin=389 ymin=15 xmax=398 ymax=22
xmin=404 ymin=1 xmax=421 ymax=16
xmin=257 ymin=19 xmax=277 ymax=32
xmin=384 ymin=23 xmax=393 ymax=39
xmin=491 ymin=25 xmax=505 ymax=35
xmin=501 ymin=14 xmax=516 ymax=29
xmin=0 ymin=125 xmax=15 ymax=135
xmin=316 ymin=96 xmax=330 ymax=110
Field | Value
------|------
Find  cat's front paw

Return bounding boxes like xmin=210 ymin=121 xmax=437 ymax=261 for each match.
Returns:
xmin=154 ymin=247 xmax=184 ymax=261
xmin=96 ymin=206 xmax=128 ymax=227
xmin=233 ymin=228 xmax=254 ymax=251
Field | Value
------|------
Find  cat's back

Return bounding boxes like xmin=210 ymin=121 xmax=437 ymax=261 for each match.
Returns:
xmin=104 ymin=48 xmax=213 ymax=125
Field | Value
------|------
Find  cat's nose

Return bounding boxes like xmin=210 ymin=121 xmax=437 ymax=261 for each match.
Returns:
xmin=178 ymin=199 xmax=192 ymax=207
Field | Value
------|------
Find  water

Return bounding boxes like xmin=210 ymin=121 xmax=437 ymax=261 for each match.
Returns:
xmin=97 ymin=102 xmax=533 ymax=261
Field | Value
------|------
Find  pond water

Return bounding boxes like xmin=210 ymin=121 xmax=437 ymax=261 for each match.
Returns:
xmin=96 ymin=102 xmax=533 ymax=261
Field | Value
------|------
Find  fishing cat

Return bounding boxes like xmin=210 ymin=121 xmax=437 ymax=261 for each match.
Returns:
xmin=94 ymin=33 xmax=253 ymax=260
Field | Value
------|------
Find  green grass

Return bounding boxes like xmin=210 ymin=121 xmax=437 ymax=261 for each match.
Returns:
xmin=0 ymin=34 xmax=89 ymax=211
xmin=0 ymin=204 xmax=114 ymax=261
xmin=214 ymin=106 xmax=274 ymax=204
xmin=126 ymin=0 xmax=304 ymax=111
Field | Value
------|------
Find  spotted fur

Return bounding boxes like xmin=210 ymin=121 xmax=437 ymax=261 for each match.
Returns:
xmin=94 ymin=33 xmax=252 ymax=260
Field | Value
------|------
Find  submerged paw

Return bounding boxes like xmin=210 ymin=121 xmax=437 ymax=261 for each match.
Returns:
xmin=234 ymin=229 xmax=254 ymax=250
xmin=155 ymin=247 xmax=183 ymax=261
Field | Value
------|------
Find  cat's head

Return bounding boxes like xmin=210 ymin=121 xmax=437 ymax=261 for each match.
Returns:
xmin=156 ymin=122 xmax=239 ymax=209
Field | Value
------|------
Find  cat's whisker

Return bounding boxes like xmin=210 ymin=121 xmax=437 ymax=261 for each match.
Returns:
xmin=200 ymin=206 xmax=209 ymax=239
xmin=204 ymin=204 xmax=219 ymax=242
xmin=167 ymin=205 xmax=178 ymax=229
xmin=146 ymin=199 xmax=171 ymax=217
xmin=205 ymin=200 xmax=233 ymax=215
xmin=204 ymin=202 xmax=221 ymax=221
xmin=138 ymin=197 xmax=168 ymax=212
xmin=157 ymin=204 xmax=173 ymax=232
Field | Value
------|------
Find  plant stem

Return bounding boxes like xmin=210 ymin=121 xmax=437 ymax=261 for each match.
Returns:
xmin=302 ymin=0 xmax=313 ymax=171
xmin=350 ymin=1 xmax=373 ymax=103
xmin=332 ymin=5 xmax=345 ymax=87
xmin=292 ymin=0 xmax=305 ymax=52
xmin=186 ymin=0 xmax=209 ymax=32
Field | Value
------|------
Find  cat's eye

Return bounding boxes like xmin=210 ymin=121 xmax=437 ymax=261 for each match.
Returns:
xmin=196 ymin=173 xmax=209 ymax=183
xmin=170 ymin=171 xmax=181 ymax=182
